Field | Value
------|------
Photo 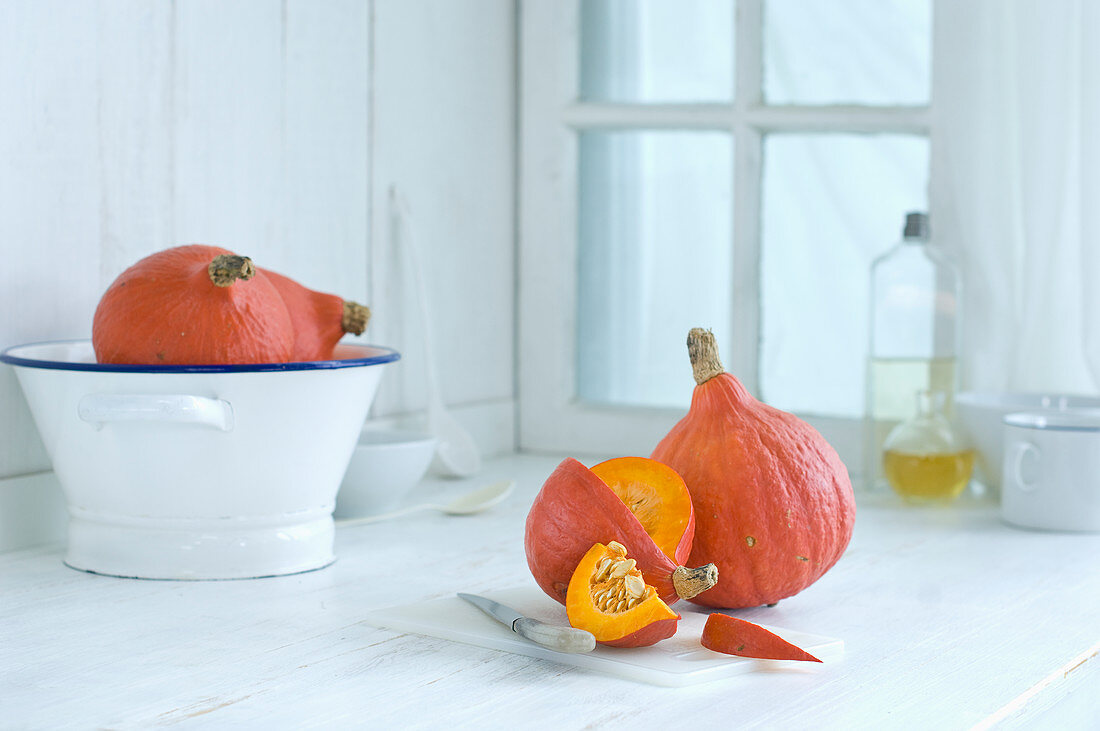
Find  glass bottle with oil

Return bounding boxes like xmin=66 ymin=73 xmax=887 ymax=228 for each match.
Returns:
xmin=883 ymin=390 xmax=973 ymax=503
xmin=865 ymin=212 xmax=962 ymax=494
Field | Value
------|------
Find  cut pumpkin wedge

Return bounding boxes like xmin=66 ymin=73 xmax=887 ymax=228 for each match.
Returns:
xmin=566 ymin=542 xmax=679 ymax=648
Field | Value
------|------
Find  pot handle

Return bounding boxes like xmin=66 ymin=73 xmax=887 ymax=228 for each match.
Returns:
xmin=1008 ymin=441 xmax=1041 ymax=493
xmin=78 ymin=394 xmax=235 ymax=432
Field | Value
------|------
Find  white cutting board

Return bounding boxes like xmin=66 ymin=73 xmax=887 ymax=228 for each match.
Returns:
xmin=363 ymin=585 xmax=843 ymax=687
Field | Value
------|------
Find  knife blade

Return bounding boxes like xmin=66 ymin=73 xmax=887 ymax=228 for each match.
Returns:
xmin=457 ymin=593 xmax=596 ymax=654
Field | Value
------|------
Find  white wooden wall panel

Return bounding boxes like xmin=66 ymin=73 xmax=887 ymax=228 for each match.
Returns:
xmin=281 ymin=0 xmax=371 ymax=303
xmin=96 ymin=1 xmax=175 ymax=284
xmin=0 ymin=1 xmax=517 ymax=552
xmin=369 ymin=0 xmax=516 ymax=421
xmin=0 ymin=1 xmax=104 ymax=476
xmin=171 ymin=1 xmax=287 ymax=263
xmin=169 ymin=0 xmax=371 ymax=303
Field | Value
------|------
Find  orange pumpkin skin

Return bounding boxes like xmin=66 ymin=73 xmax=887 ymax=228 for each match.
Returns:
xmin=525 ymin=457 xmax=716 ymax=606
xmin=651 ymin=329 xmax=856 ymax=609
xmin=566 ymin=542 xmax=679 ymax=648
xmin=700 ymin=612 xmax=821 ymax=662
xmin=598 ymin=617 xmax=678 ymax=648
xmin=92 ymin=245 xmax=294 ymax=365
xmin=261 ymin=268 xmax=370 ymax=362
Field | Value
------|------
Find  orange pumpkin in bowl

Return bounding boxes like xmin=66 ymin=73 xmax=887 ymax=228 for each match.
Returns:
xmin=92 ymin=244 xmax=371 ymax=365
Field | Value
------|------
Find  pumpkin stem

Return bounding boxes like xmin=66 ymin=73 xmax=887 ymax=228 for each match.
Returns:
xmin=208 ymin=255 xmax=256 ymax=288
xmin=687 ymin=328 xmax=725 ymax=385
xmin=672 ymin=563 xmax=719 ymax=601
xmin=342 ymin=301 xmax=371 ymax=335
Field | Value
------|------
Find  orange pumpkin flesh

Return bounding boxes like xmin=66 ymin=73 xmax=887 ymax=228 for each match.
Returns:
xmin=92 ymin=245 xmax=294 ymax=365
xmin=651 ymin=328 xmax=856 ymax=609
xmin=589 ymin=456 xmax=694 ymax=566
xmin=262 ymin=268 xmax=371 ymax=362
xmin=566 ymin=542 xmax=679 ymax=648
xmin=525 ymin=457 xmax=717 ymax=606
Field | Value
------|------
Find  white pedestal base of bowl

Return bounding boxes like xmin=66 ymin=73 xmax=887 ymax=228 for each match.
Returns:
xmin=65 ymin=509 xmax=336 ymax=580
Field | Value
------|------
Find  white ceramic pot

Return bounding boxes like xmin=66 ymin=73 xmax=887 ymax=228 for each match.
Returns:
xmin=1001 ymin=411 xmax=1100 ymax=532
xmin=1 ymin=340 xmax=399 ymax=579
xmin=955 ymin=392 xmax=1100 ymax=490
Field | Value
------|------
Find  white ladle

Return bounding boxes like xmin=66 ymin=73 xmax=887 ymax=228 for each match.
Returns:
xmin=335 ymin=479 xmax=515 ymax=527
xmin=390 ymin=186 xmax=482 ymax=478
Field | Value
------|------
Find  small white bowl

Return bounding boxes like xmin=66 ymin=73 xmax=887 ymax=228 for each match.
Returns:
xmin=955 ymin=392 xmax=1100 ymax=490
xmin=335 ymin=429 xmax=437 ymax=518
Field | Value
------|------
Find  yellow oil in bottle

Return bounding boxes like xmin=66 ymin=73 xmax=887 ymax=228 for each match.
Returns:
xmin=865 ymin=356 xmax=957 ymax=493
xmin=883 ymin=449 xmax=974 ymax=503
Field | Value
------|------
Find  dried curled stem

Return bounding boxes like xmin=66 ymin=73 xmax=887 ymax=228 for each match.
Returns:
xmin=672 ymin=563 xmax=719 ymax=601
xmin=342 ymin=301 xmax=371 ymax=335
xmin=687 ymin=327 xmax=725 ymax=385
xmin=208 ymin=255 xmax=256 ymax=288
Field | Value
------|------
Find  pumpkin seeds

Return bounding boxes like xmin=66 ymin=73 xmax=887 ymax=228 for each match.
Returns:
xmin=589 ymin=545 xmax=651 ymax=613
xmin=594 ymin=557 xmax=614 ymax=581
xmin=610 ymin=558 xmax=636 ymax=579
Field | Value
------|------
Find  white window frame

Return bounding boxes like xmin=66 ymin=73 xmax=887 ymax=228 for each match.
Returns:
xmin=518 ymin=0 xmax=940 ymax=474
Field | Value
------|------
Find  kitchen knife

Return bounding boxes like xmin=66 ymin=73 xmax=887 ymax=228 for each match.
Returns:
xmin=457 ymin=593 xmax=596 ymax=654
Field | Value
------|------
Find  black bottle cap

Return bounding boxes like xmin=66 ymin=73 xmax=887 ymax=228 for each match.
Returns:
xmin=904 ymin=212 xmax=929 ymax=239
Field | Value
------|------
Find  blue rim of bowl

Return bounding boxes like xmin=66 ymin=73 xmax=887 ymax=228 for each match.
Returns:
xmin=0 ymin=338 xmax=400 ymax=373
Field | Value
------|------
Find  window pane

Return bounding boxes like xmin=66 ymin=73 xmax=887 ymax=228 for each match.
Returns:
xmin=580 ymin=0 xmax=734 ymax=103
xmin=760 ymin=133 xmax=929 ymax=417
xmin=577 ymin=131 xmax=734 ymax=408
xmin=764 ymin=0 xmax=930 ymax=105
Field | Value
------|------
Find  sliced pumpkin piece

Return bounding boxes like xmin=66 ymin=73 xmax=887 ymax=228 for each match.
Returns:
xmin=566 ymin=541 xmax=680 ymax=648
xmin=525 ymin=457 xmax=718 ymax=606
xmin=701 ymin=612 xmax=822 ymax=662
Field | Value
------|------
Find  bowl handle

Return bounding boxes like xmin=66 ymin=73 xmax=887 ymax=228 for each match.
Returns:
xmin=78 ymin=394 xmax=235 ymax=432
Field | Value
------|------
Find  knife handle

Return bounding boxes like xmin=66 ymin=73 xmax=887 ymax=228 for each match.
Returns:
xmin=513 ymin=617 xmax=596 ymax=654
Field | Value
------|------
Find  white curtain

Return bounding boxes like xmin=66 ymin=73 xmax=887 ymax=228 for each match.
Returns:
xmin=934 ymin=0 xmax=1100 ymax=395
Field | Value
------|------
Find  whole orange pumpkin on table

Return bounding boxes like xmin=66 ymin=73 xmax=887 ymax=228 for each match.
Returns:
xmin=651 ymin=328 xmax=856 ymax=609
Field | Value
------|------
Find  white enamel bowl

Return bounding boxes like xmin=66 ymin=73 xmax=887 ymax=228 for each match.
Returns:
xmin=1 ymin=340 xmax=399 ymax=580
xmin=955 ymin=392 xmax=1100 ymax=490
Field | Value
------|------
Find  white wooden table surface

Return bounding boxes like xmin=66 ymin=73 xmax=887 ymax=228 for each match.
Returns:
xmin=3 ymin=453 xmax=1099 ymax=729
